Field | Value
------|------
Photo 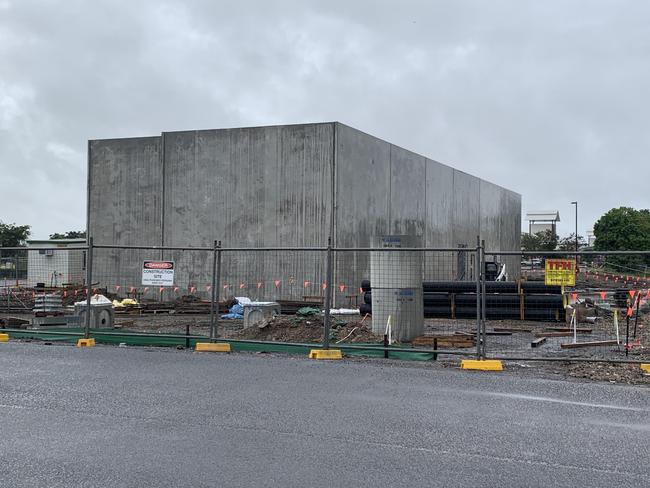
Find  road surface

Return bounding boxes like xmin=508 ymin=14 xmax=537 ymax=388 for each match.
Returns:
xmin=0 ymin=342 xmax=648 ymax=487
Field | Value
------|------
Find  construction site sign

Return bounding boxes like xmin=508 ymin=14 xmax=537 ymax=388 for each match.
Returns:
xmin=545 ymin=259 xmax=576 ymax=286
xmin=142 ymin=261 xmax=174 ymax=286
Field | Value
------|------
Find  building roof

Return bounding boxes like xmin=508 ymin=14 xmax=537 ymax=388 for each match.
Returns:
xmin=26 ymin=239 xmax=87 ymax=246
xmin=525 ymin=211 xmax=560 ymax=222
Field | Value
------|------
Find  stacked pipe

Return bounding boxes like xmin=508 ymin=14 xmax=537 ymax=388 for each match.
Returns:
xmin=359 ymin=280 xmax=565 ymax=321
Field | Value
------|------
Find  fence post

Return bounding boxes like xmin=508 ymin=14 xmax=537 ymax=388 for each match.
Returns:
xmin=475 ymin=237 xmax=481 ymax=359
xmin=480 ymin=239 xmax=487 ymax=359
xmin=321 ymin=238 xmax=334 ymax=350
xmin=210 ymin=240 xmax=221 ymax=341
xmin=84 ymin=237 xmax=93 ymax=339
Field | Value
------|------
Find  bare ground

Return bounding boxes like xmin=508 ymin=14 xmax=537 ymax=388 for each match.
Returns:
xmin=2 ymin=311 xmax=648 ymax=385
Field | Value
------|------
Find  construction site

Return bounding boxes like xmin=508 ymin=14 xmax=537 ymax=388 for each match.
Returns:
xmin=0 ymin=123 xmax=648 ymax=383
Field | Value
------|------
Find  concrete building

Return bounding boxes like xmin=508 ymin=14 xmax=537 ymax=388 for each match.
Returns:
xmin=87 ymin=122 xmax=521 ymax=302
xmin=26 ymin=239 xmax=86 ymax=287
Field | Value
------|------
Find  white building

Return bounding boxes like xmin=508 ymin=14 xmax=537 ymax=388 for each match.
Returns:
xmin=26 ymin=239 xmax=86 ymax=287
xmin=525 ymin=211 xmax=560 ymax=236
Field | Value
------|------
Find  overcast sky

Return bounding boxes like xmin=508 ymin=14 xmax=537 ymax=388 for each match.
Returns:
xmin=1 ymin=0 xmax=649 ymax=240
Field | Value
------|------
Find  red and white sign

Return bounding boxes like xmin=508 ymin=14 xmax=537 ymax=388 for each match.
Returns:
xmin=142 ymin=261 xmax=175 ymax=286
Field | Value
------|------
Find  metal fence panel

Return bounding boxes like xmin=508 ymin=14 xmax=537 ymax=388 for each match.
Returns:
xmin=481 ymin=250 xmax=650 ymax=362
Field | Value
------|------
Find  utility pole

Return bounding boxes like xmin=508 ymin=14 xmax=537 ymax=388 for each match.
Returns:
xmin=571 ymin=201 xmax=578 ymax=266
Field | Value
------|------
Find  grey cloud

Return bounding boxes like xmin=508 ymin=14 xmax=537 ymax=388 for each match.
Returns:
xmin=1 ymin=0 xmax=649 ymax=239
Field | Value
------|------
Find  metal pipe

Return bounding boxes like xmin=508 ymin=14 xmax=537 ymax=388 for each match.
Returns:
xmin=486 ymin=250 xmax=650 ymax=256
xmin=571 ymin=201 xmax=579 ymax=267
xmin=333 ymin=247 xmax=477 ymax=252
xmin=633 ymin=292 xmax=640 ymax=338
xmin=480 ymin=239 xmax=487 ymax=359
xmin=475 ymin=238 xmax=481 ymax=359
xmin=321 ymin=238 xmax=334 ymax=349
xmin=0 ymin=246 xmax=89 ymax=251
xmin=209 ymin=240 xmax=220 ymax=341
xmin=214 ymin=242 xmax=223 ymax=340
xmin=84 ymin=237 xmax=93 ymax=339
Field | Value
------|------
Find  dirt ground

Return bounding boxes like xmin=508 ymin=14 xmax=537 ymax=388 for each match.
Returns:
xmin=2 ymin=310 xmax=648 ymax=386
xmin=232 ymin=314 xmax=379 ymax=343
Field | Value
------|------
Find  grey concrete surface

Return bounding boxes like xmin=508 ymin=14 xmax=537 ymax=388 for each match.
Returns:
xmin=1 ymin=342 xmax=648 ymax=488
xmin=88 ymin=122 xmax=521 ymax=304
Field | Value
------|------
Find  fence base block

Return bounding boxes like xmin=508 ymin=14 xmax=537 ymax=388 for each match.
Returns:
xmin=0 ymin=333 xmax=9 ymax=342
xmin=461 ymin=359 xmax=503 ymax=371
xmin=641 ymin=364 xmax=650 ymax=374
xmin=76 ymin=338 xmax=96 ymax=348
xmin=309 ymin=349 xmax=342 ymax=360
xmin=195 ymin=342 xmax=231 ymax=353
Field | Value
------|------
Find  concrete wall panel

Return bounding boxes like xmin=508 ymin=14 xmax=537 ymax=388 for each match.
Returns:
xmin=424 ymin=160 xmax=454 ymax=248
xmin=499 ymin=190 xmax=522 ymax=278
xmin=333 ymin=124 xmax=391 ymax=304
xmin=389 ymin=146 xmax=426 ymax=236
xmin=88 ymin=137 xmax=162 ymax=294
xmin=87 ymin=122 xmax=521 ymax=302
xmin=88 ymin=137 xmax=162 ymax=245
xmin=451 ymin=170 xmax=480 ymax=249
xmin=161 ymin=124 xmax=333 ymax=299
xmin=479 ymin=180 xmax=502 ymax=251
xmin=334 ymin=124 xmax=391 ymax=247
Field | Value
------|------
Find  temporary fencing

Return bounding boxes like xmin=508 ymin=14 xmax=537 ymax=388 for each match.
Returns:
xmin=483 ymin=250 xmax=650 ymax=362
xmin=1 ymin=241 xmax=649 ymax=364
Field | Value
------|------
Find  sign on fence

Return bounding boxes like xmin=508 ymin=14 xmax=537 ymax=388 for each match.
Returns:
xmin=545 ymin=259 xmax=576 ymax=286
xmin=142 ymin=261 xmax=174 ymax=286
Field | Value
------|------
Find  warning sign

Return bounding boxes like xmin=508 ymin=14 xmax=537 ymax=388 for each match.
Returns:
xmin=142 ymin=261 xmax=175 ymax=286
xmin=545 ymin=259 xmax=576 ymax=286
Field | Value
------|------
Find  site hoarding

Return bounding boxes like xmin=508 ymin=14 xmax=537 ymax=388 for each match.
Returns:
xmin=545 ymin=258 xmax=576 ymax=286
xmin=141 ymin=261 xmax=174 ymax=286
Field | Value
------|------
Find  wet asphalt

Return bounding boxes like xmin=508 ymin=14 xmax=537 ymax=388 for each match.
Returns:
xmin=0 ymin=342 xmax=648 ymax=487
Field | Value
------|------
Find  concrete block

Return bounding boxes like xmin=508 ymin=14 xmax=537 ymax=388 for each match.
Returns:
xmin=460 ymin=359 xmax=503 ymax=371
xmin=195 ymin=342 xmax=231 ymax=353
xmin=309 ymin=349 xmax=343 ymax=360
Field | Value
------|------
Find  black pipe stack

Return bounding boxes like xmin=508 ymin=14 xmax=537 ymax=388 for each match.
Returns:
xmin=358 ymin=280 xmax=565 ymax=322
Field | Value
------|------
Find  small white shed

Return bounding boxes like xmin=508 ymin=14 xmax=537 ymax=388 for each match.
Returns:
xmin=26 ymin=239 xmax=86 ymax=287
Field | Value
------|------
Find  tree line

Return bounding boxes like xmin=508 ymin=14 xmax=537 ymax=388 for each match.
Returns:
xmin=521 ymin=207 xmax=650 ymax=270
xmin=0 ymin=222 xmax=85 ymax=247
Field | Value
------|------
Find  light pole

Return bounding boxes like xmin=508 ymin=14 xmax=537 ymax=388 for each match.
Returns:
xmin=571 ymin=201 xmax=578 ymax=262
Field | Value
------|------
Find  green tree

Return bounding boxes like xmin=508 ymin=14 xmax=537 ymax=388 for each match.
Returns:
xmin=0 ymin=221 xmax=31 ymax=247
xmin=0 ymin=221 xmax=30 ymax=280
xmin=593 ymin=207 xmax=650 ymax=269
xmin=50 ymin=230 xmax=86 ymax=239
xmin=521 ymin=229 xmax=558 ymax=252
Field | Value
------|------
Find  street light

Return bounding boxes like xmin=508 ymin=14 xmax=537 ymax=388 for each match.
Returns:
xmin=570 ymin=201 xmax=578 ymax=255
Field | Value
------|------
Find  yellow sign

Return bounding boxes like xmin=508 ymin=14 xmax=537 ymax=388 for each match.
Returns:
xmin=545 ymin=259 xmax=576 ymax=286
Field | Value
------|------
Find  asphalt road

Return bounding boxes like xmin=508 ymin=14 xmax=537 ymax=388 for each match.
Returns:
xmin=1 ymin=342 xmax=648 ymax=488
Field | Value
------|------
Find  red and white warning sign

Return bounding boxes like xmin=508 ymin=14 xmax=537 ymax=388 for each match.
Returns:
xmin=142 ymin=261 xmax=175 ymax=286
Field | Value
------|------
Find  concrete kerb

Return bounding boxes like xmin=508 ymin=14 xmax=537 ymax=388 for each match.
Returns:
xmin=195 ymin=342 xmax=231 ymax=353
xmin=0 ymin=333 xmax=9 ymax=342
xmin=309 ymin=349 xmax=343 ymax=360
xmin=460 ymin=359 xmax=504 ymax=371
